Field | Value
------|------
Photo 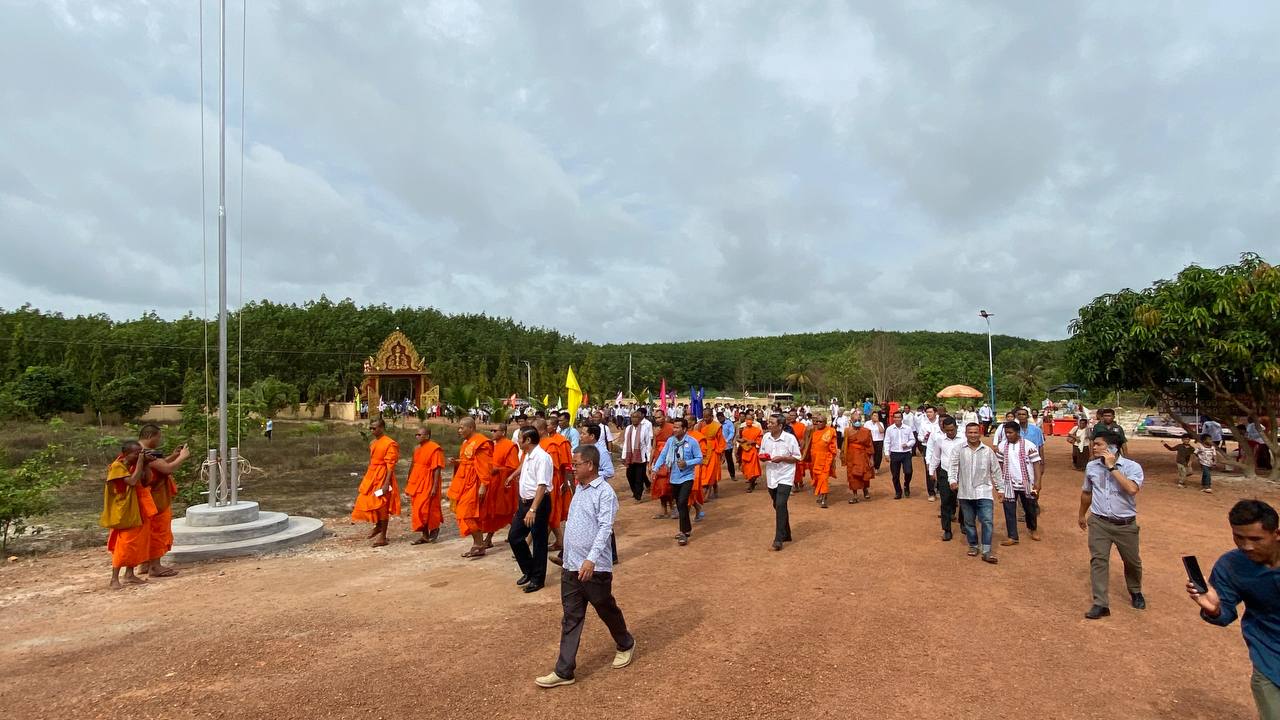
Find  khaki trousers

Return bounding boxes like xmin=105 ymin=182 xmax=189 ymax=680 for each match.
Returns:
xmin=1087 ymin=514 xmax=1142 ymax=607
xmin=1253 ymin=668 xmax=1280 ymax=720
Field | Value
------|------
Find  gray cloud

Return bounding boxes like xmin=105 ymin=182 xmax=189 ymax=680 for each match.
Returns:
xmin=1 ymin=0 xmax=1277 ymax=343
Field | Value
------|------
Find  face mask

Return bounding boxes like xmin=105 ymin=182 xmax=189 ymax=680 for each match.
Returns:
xmin=853 ymin=421 xmax=863 ymax=428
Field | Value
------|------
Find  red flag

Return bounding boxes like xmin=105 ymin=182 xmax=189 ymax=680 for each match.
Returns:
xmin=659 ymin=378 xmax=668 ymax=414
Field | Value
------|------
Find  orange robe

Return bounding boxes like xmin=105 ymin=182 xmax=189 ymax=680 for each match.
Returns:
xmin=809 ymin=426 xmax=838 ymax=495
xmin=843 ymin=426 xmax=874 ymax=491
xmin=791 ymin=422 xmax=809 ymax=487
xmin=405 ymin=441 xmax=445 ymax=533
xmin=104 ymin=458 xmax=157 ymax=569
xmin=448 ymin=434 xmax=492 ymax=538
xmin=352 ymin=435 xmax=401 ymax=523
xmin=738 ymin=422 xmax=763 ymax=479
xmin=688 ymin=429 xmax=708 ymax=505
xmin=702 ymin=420 xmax=723 ymax=487
xmin=650 ymin=424 xmax=674 ymax=500
xmin=483 ymin=438 xmax=520 ymax=533
xmin=147 ymin=464 xmax=179 ymax=561
xmin=542 ymin=433 xmax=573 ymax=531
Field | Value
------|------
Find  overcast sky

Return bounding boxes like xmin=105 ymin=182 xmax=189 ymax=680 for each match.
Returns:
xmin=1 ymin=1 xmax=1277 ymax=343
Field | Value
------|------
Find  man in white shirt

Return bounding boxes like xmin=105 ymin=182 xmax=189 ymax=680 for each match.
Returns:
xmin=760 ymin=414 xmax=802 ymax=551
xmin=947 ymin=422 xmax=1000 ymax=563
xmin=835 ymin=411 xmax=851 ymax=450
xmin=996 ymin=421 xmax=1044 ymax=545
xmin=510 ymin=426 xmax=553 ymax=592
xmin=978 ymin=402 xmax=994 ymax=436
xmin=884 ymin=411 xmax=917 ymax=499
xmin=621 ymin=410 xmax=653 ymax=502
xmin=916 ymin=406 xmax=942 ymax=497
xmin=928 ymin=416 xmax=967 ymax=540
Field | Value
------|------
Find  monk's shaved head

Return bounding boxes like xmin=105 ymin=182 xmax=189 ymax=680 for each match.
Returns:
xmin=370 ymin=417 xmax=385 ymax=430
xmin=459 ymin=416 xmax=476 ymax=432
xmin=532 ymin=417 xmax=547 ymax=432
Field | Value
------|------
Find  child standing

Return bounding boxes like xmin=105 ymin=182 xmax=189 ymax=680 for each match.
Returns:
xmin=1195 ymin=433 xmax=1216 ymax=494
xmin=1163 ymin=435 xmax=1195 ymax=487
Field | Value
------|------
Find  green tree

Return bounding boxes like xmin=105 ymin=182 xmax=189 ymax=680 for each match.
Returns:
xmin=0 ymin=445 xmax=79 ymax=550
xmin=999 ymin=348 xmax=1048 ymax=405
xmin=1067 ymin=252 xmax=1280 ymax=477
xmin=5 ymin=366 xmax=89 ymax=418
xmin=97 ymin=374 xmax=153 ymax=421
xmin=242 ymin=376 xmax=300 ymax=417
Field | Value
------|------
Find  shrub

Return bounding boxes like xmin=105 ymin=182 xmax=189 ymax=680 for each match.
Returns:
xmin=0 ymin=445 xmax=79 ymax=550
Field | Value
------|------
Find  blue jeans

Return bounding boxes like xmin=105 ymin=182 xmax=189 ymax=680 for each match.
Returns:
xmin=959 ymin=498 xmax=994 ymax=553
xmin=1201 ymin=466 xmax=1213 ymax=488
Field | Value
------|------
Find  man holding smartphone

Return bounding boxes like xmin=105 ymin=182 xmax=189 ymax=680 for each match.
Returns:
xmin=1079 ymin=432 xmax=1144 ymax=619
xmin=1187 ymin=500 xmax=1280 ymax=719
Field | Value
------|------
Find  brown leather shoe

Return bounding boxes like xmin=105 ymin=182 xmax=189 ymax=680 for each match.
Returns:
xmin=1000 ymin=538 xmax=1019 ymax=546
xmin=1030 ymin=532 xmax=1042 ymax=541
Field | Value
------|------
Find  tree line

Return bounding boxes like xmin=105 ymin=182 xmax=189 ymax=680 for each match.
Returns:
xmin=0 ymin=295 xmax=1070 ymax=420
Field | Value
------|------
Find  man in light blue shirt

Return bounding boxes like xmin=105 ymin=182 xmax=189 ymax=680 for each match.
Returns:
xmin=719 ymin=410 xmax=736 ymax=480
xmin=650 ymin=417 xmax=702 ymax=546
xmin=535 ymin=444 xmax=635 ymax=689
xmin=558 ymin=412 xmax=581 ymax=450
xmin=1014 ymin=407 xmax=1045 ymax=449
xmin=1080 ymin=432 xmax=1144 ymax=620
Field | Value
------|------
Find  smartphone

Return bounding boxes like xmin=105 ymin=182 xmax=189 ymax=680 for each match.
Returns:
xmin=1183 ymin=555 xmax=1208 ymax=594
xmin=374 ymin=488 xmax=385 ymax=497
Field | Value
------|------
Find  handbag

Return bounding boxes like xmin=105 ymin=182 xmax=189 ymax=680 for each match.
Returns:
xmin=99 ymin=482 xmax=142 ymax=530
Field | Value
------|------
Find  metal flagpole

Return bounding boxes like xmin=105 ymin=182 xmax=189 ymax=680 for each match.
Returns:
xmin=215 ymin=0 xmax=231 ymax=506
xmin=627 ymin=353 xmax=632 ymax=396
xmin=980 ymin=310 xmax=996 ymax=414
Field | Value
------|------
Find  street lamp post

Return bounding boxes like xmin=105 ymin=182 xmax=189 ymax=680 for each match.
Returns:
xmin=520 ymin=361 xmax=532 ymax=396
xmin=979 ymin=310 xmax=996 ymax=413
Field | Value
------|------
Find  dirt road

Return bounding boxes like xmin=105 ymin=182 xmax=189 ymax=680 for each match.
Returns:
xmin=1 ymin=438 xmax=1273 ymax=719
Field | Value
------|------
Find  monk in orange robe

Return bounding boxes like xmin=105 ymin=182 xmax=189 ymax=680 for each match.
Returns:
xmin=483 ymin=422 xmax=521 ymax=545
xmin=789 ymin=411 xmax=809 ymax=491
xmin=649 ymin=412 xmax=675 ymax=518
xmin=136 ymin=423 xmax=190 ymax=578
xmin=808 ymin=416 xmax=838 ymax=508
xmin=352 ymin=417 xmax=401 ymax=547
xmin=701 ymin=414 xmax=724 ymax=500
xmin=736 ymin=410 xmax=764 ymax=492
xmin=687 ymin=425 xmax=708 ymax=520
xmin=102 ymin=441 xmax=156 ymax=589
xmin=843 ymin=421 xmax=874 ymax=503
xmin=406 ymin=425 xmax=445 ymax=544
xmin=449 ymin=417 xmax=493 ymax=558
xmin=535 ymin=418 xmax=573 ymax=550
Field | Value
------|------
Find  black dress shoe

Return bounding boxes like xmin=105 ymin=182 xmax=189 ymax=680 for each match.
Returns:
xmin=1084 ymin=605 xmax=1111 ymax=620
xmin=894 ymin=494 xmax=903 ymax=500
xmin=523 ymin=582 xmax=544 ymax=593
xmin=1131 ymin=593 xmax=1146 ymax=610
xmin=516 ymin=574 xmax=530 ymax=586
xmin=942 ymin=532 xmax=953 ymax=541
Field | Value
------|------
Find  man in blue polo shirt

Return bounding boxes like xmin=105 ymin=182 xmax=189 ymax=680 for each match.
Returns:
xmin=650 ymin=417 xmax=702 ymax=547
xmin=1189 ymin=499 xmax=1280 ymax=719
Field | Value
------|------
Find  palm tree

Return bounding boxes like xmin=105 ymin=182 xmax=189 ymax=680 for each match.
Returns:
xmin=1008 ymin=353 xmax=1047 ymax=404
xmin=444 ymin=384 xmax=479 ymax=422
xmin=783 ymin=359 xmax=813 ymax=398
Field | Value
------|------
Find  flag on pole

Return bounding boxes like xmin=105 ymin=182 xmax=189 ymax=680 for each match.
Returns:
xmin=543 ymin=394 xmax=550 ymax=407
xmin=566 ymin=367 xmax=583 ymax=420
xmin=616 ymin=390 xmax=624 ymax=404
xmin=506 ymin=393 xmax=518 ymax=408
xmin=659 ymin=378 xmax=667 ymax=414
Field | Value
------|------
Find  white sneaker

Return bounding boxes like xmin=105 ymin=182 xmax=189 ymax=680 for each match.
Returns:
xmin=535 ymin=672 xmax=575 ymax=688
xmin=612 ymin=644 xmax=636 ymax=669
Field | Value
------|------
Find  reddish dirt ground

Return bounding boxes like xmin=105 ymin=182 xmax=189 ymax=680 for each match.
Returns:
xmin=1 ymin=438 xmax=1275 ymax=719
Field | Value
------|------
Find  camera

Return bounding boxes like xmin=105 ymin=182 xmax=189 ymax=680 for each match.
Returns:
xmin=144 ymin=450 xmax=166 ymax=459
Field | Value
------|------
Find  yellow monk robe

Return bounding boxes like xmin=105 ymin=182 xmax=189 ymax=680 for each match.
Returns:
xmin=448 ymin=434 xmax=493 ymax=538
xmin=702 ymin=419 xmax=723 ymax=488
xmin=147 ymin=465 xmax=179 ymax=562
xmin=843 ymin=426 xmax=874 ymax=491
xmin=738 ymin=422 xmax=763 ymax=480
xmin=482 ymin=437 xmax=520 ymax=533
xmin=791 ymin=421 xmax=809 ymax=488
xmin=543 ymin=433 xmax=573 ymax=531
xmin=650 ymin=424 xmax=674 ymax=500
xmin=104 ymin=457 xmax=157 ymax=569
xmin=405 ymin=440 xmax=445 ymax=533
xmin=809 ymin=426 xmax=838 ymax=495
xmin=687 ymin=428 xmax=708 ymax=506
xmin=352 ymin=434 xmax=401 ymax=523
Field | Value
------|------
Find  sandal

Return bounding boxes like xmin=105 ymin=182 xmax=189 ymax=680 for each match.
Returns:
xmin=410 ymin=537 xmax=429 ymax=545
xmin=848 ymin=497 xmax=859 ymax=504
xmin=461 ymin=547 xmax=486 ymax=558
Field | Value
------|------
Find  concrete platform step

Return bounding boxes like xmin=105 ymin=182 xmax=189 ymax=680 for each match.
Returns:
xmin=171 ymin=511 xmax=290 ymax=545
xmin=183 ymin=501 xmax=260 ymax=527
xmin=162 ymin=517 xmax=326 ymax=564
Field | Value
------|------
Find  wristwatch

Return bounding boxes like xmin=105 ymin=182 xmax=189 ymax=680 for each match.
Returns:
xmin=1107 ymin=464 xmax=1117 ymax=471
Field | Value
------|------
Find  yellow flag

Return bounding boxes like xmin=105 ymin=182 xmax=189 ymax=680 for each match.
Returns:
xmin=565 ymin=366 xmax=583 ymax=421
xmin=542 ymin=394 xmax=549 ymax=407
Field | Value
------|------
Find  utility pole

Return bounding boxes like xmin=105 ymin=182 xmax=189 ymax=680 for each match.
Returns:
xmin=627 ymin=353 xmax=632 ymax=396
xmin=521 ymin=360 xmax=531 ymax=396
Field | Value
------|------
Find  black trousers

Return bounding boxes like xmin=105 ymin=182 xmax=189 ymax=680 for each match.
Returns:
xmin=625 ymin=462 xmax=649 ymax=501
xmin=555 ymin=569 xmax=634 ymax=680
xmin=872 ymin=440 xmax=885 ymax=469
xmin=508 ymin=497 xmax=550 ymax=585
xmin=937 ymin=468 xmax=957 ymax=534
xmin=768 ymin=483 xmax=792 ymax=543
xmin=724 ymin=450 xmax=736 ymax=479
xmin=1002 ymin=490 xmax=1039 ymax=540
xmin=889 ymin=451 xmax=913 ymax=496
xmin=673 ymin=480 xmax=694 ymax=535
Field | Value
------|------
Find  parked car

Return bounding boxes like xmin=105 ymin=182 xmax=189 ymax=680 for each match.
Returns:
xmin=1137 ymin=414 xmax=1234 ymax=440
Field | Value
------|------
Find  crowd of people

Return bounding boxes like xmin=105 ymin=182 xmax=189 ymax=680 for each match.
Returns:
xmin=97 ymin=400 xmax=1280 ymax=716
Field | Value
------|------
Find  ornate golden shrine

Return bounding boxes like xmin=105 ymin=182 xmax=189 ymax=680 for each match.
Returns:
xmin=360 ymin=330 xmax=438 ymax=413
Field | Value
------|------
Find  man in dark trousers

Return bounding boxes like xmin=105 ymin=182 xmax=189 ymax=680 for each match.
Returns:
xmin=509 ymin=427 xmax=552 ymax=594
xmin=535 ymin=445 xmax=635 ymax=688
